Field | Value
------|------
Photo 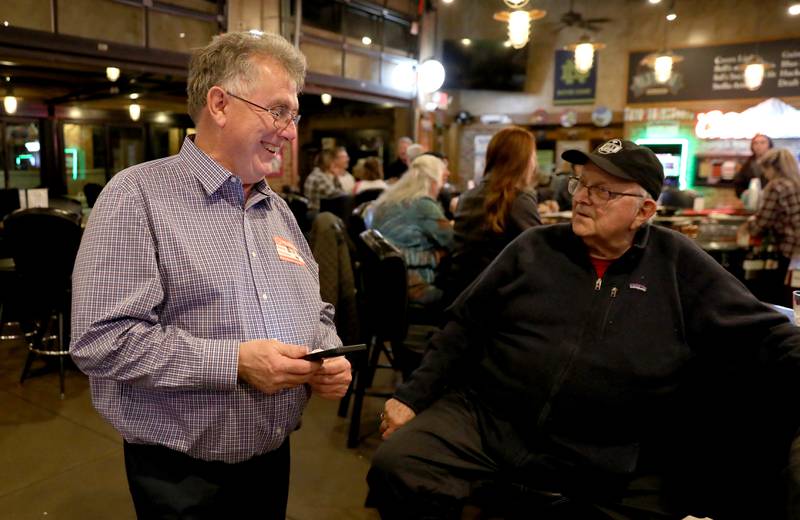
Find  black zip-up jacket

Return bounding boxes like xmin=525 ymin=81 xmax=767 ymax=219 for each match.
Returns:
xmin=394 ymin=222 xmax=800 ymax=494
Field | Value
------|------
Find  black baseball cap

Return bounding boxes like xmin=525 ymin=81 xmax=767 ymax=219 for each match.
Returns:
xmin=561 ymin=139 xmax=664 ymax=199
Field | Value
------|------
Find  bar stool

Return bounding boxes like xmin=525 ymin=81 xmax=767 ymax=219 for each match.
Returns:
xmin=3 ymin=207 xmax=82 ymax=398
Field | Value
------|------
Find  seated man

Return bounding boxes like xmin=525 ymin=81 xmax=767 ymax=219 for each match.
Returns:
xmin=367 ymin=139 xmax=800 ymax=519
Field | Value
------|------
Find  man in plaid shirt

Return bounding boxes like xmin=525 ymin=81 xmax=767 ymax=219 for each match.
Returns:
xmin=71 ymin=32 xmax=351 ymax=519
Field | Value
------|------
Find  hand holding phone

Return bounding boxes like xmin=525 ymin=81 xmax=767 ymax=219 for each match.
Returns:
xmin=302 ymin=344 xmax=366 ymax=361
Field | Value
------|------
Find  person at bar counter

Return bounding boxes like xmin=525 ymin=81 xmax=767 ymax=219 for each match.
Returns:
xmin=367 ymin=139 xmax=800 ymax=519
xmin=744 ymin=148 xmax=800 ymax=306
xmin=442 ymin=127 xmax=542 ymax=306
xmin=733 ymin=133 xmax=774 ymax=198
xmin=70 ymin=32 xmax=351 ymax=519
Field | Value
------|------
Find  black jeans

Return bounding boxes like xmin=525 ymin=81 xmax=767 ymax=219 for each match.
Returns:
xmin=123 ymin=439 xmax=290 ymax=520
xmin=367 ymin=392 xmax=680 ymax=520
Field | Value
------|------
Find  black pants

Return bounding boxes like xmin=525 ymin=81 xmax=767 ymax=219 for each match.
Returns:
xmin=123 ymin=439 xmax=290 ymax=520
xmin=367 ymin=392 xmax=680 ymax=520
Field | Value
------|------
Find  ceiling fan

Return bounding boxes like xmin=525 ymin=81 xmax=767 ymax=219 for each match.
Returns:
xmin=554 ymin=0 xmax=612 ymax=33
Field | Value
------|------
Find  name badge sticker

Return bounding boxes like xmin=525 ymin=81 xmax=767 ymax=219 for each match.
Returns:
xmin=273 ymin=236 xmax=305 ymax=266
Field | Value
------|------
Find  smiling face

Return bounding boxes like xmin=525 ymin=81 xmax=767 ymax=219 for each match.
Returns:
xmin=217 ymin=57 xmax=299 ymax=185
xmin=571 ymin=163 xmax=656 ymax=258
xmin=334 ymin=149 xmax=350 ymax=171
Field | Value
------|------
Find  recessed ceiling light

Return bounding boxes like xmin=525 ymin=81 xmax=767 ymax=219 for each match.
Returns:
xmin=179 ymin=32 xmax=186 ymax=38
xmin=361 ymin=36 xmax=372 ymax=45
xmin=789 ymin=3 xmax=800 ymax=15
xmin=461 ymin=38 xmax=472 ymax=46
xmin=666 ymin=12 xmax=677 ymax=21
xmin=129 ymin=93 xmax=139 ymax=100
xmin=648 ymin=0 xmax=662 ymax=4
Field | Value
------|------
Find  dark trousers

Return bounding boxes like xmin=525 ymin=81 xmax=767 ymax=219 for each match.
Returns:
xmin=367 ymin=392 xmax=680 ymax=520
xmin=123 ymin=439 xmax=290 ymax=520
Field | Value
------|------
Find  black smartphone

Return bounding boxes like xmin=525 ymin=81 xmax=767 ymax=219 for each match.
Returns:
xmin=302 ymin=343 xmax=367 ymax=361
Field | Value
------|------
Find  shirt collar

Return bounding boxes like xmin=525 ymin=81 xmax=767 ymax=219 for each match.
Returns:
xmin=180 ymin=135 xmax=274 ymax=200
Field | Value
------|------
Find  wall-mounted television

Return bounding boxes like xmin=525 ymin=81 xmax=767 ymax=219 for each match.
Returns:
xmin=442 ymin=39 xmax=528 ymax=92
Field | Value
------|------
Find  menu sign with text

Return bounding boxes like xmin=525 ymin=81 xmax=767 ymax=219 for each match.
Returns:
xmin=627 ymin=39 xmax=800 ymax=103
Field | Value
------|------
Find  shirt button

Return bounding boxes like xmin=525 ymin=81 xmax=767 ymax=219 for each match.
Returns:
xmin=251 ymin=251 xmax=257 ymax=258
xmin=261 ymin=293 xmax=268 ymax=300
xmin=275 ymin=427 xmax=283 ymax=435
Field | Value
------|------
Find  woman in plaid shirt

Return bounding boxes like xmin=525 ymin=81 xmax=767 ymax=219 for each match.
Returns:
xmin=746 ymin=148 xmax=800 ymax=306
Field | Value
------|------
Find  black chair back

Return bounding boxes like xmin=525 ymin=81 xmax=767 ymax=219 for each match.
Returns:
xmin=354 ymin=188 xmax=383 ymax=206
xmin=285 ymin=193 xmax=312 ymax=232
xmin=320 ymin=194 xmax=354 ymax=222
xmin=357 ymin=229 xmax=408 ymax=343
xmin=3 ymin=208 xmax=82 ymax=295
xmin=48 ymin=196 xmax=83 ymax=219
xmin=83 ymin=183 xmax=103 ymax=208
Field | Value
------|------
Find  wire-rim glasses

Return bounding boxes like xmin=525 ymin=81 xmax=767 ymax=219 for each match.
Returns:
xmin=567 ymin=176 xmax=644 ymax=205
xmin=225 ymin=91 xmax=301 ymax=130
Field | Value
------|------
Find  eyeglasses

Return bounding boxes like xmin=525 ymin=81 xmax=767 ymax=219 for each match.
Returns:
xmin=225 ymin=91 xmax=301 ymax=130
xmin=567 ymin=176 xmax=644 ymax=205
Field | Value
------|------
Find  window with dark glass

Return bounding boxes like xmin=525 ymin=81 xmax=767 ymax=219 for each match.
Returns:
xmin=4 ymin=122 xmax=41 ymax=190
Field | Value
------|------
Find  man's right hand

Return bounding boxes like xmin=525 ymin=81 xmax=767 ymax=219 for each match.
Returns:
xmin=379 ymin=398 xmax=416 ymax=439
xmin=237 ymin=339 xmax=321 ymax=394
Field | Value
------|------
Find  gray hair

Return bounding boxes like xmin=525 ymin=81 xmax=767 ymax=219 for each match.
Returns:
xmin=374 ymin=155 xmax=444 ymax=209
xmin=406 ymin=143 xmax=426 ymax=163
xmin=187 ymin=31 xmax=307 ymax=122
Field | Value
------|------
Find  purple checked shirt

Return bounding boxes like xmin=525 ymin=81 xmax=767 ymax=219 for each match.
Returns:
xmin=70 ymin=137 xmax=341 ymax=463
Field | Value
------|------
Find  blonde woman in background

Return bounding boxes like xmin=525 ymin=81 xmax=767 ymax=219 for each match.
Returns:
xmin=746 ymin=148 xmax=800 ymax=306
xmin=370 ymin=155 xmax=453 ymax=304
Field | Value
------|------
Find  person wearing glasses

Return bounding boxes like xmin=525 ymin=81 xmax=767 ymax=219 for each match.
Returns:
xmin=367 ymin=139 xmax=800 ymax=519
xmin=70 ymin=32 xmax=351 ymax=519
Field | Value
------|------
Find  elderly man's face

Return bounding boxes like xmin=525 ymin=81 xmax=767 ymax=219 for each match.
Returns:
xmin=398 ymin=140 xmax=410 ymax=162
xmin=571 ymin=163 xmax=649 ymax=252
xmin=334 ymin=150 xmax=349 ymax=170
xmin=221 ymin=57 xmax=299 ymax=185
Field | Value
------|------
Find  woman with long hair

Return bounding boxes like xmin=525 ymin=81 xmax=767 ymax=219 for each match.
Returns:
xmin=370 ymin=155 xmax=453 ymax=304
xmin=746 ymin=148 xmax=800 ymax=305
xmin=444 ymin=126 xmax=541 ymax=304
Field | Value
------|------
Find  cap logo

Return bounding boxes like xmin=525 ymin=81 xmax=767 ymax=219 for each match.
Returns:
xmin=597 ymin=139 xmax=623 ymax=155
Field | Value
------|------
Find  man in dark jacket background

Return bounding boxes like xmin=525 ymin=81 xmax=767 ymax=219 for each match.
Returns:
xmin=367 ymin=139 xmax=800 ymax=519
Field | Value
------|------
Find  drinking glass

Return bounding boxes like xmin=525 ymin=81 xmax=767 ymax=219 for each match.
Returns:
xmin=793 ymin=290 xmax=800 ymax=326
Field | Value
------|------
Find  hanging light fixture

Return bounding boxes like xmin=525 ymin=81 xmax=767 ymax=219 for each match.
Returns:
xmin=739 ymin=55 xmax=774 ymax=91
xmin=106 ymin=66 xmax=121 ymax=82
xmin=129 ymin=103 xmax=141 ymax=121
xmin=321 ymin=93 xmax=332 ymax=105
xmin=3 ymin=93 xmax=17 ymax=114
xmin=493 ymin=7 xmax=546 ymax=50
xmin=640 ymin=51 xmax=683 ymax=84
xmin=640 ymin=3 xmax=683 ymax=84
xmin=503 ymin=0 xmax=529 ymax=7
xmin=565 ymin=35 xmax=606 ymax=74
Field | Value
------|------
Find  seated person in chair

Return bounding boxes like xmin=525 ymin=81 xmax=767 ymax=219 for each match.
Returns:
xmin=304 ymin=148 xmax=345 ymax=212
xmin=369 ymin=155 xmax=453 ymax=306
xmin=367 ymin=139 xmax=800 ymax=519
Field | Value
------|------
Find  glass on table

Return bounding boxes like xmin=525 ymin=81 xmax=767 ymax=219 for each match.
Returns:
xmin=793 ymin=290 xmax=800 ymax=326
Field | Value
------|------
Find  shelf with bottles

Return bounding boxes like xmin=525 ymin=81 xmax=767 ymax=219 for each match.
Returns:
xmin=693 ymin=153 xmax=750 ymax=187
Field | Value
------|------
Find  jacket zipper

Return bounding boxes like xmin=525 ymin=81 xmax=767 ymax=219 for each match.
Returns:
xmin=600 ymin=286 xmax=618 ymax=338
xmin=537 ymin=276 xmax=604 ymax=429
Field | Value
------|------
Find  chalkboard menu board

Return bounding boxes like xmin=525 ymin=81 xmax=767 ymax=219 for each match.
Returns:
xmin=627 ymin=38 xmax=800 ymax=103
